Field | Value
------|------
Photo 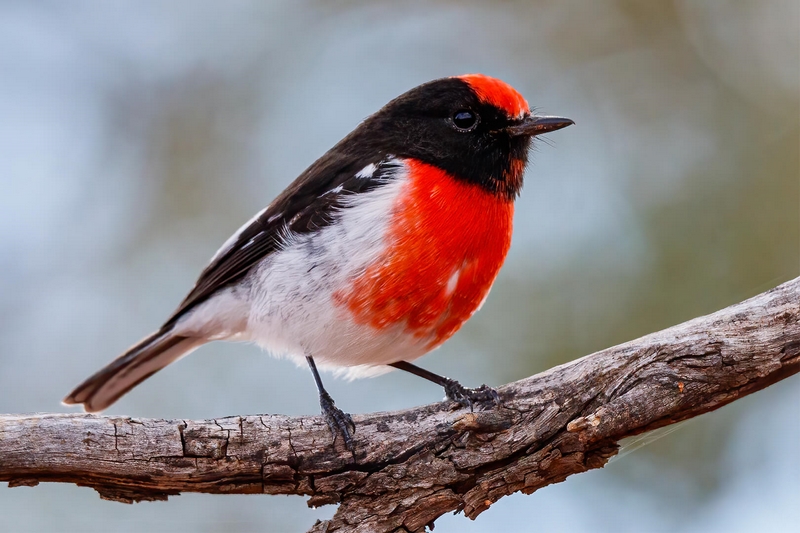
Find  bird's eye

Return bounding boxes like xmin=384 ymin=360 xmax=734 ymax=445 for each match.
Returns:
xmin=451 ymin=109 xmax=479 ymax=132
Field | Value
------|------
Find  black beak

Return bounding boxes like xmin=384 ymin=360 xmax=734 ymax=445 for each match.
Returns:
xmin=506 ymin=115 xmax=574 ymax=137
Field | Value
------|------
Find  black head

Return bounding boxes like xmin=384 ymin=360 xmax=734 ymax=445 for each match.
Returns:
xmin=340 ymin=74 xmax=573 ymax=199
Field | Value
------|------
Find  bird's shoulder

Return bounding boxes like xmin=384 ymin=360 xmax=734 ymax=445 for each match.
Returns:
xmin=164 ymin=152 xmax=403 ymax=327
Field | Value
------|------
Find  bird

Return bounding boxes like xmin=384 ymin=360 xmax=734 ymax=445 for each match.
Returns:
xmin=63 ymin=74 xmax=573 ymax=449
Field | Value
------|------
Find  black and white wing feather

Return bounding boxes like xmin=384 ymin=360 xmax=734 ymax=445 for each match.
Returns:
xmin=163 ymin=153 xmax=399 ymax=328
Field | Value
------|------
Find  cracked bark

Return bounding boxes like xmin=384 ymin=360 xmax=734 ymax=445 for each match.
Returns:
xmin=2 ymin=277 xmax=799 ymax=533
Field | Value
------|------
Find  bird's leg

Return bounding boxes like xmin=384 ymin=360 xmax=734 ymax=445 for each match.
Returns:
xmin=389 ymin=361 xmax=500 ymax=411
xmin=306 ymin=355 xmax=355 ymax=450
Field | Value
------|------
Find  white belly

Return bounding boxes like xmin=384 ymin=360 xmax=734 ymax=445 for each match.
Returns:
xmin=248 ymin=172 xmax=437 ymax=375
xmin=175 ymin=168 xmax=433 ymax=378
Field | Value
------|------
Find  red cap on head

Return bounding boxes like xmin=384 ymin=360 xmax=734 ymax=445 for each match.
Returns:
xmin=457 ymin=74 xmax=529 ymax=119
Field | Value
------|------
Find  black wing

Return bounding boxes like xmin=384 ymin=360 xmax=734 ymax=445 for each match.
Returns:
xmin=163 ymin=153 xmax=400 ymax=328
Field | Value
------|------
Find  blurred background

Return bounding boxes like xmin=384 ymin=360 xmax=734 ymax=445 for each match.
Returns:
xmin=0 ymin=1 xmax=797 ymax=531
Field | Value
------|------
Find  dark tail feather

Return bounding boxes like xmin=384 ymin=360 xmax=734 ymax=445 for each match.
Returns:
xmin=63 ymin=329 xmax=204 ymax=412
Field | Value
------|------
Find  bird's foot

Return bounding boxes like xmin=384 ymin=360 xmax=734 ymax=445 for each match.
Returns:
xmin=442 ymin=378 xmax=501 ymax=411
xmin=319 ymin=390 xmax=355 ymax=451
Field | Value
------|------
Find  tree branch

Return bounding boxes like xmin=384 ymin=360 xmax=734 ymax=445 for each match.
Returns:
xmin=2 ymin=277 xmax=799 ymax=532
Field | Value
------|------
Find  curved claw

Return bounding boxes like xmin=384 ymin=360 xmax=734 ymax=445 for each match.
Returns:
xmin=319 ymin=391 xmax=355 ymax=451
xmin=443 ymin=379 xmax=501 ymax=411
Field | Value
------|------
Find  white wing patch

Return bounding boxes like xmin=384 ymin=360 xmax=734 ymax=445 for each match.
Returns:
xmin=356 ymin=162 xmax=377 ymax=179
xmin=209 ymin=206 xmax=269 ymax=263
xmin=320 ymin=184 xmax=344 ymax=197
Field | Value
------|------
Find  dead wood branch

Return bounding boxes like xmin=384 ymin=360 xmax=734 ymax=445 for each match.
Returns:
xmin=2 ymin=277 xmax=799 ymax=532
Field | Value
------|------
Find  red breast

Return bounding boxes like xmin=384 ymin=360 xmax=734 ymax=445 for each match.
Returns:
xmin=334 ymin=158 xmax=514 ymax=348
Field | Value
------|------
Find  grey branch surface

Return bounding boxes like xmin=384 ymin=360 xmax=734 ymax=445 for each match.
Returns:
xmin=2 ymin=277 xmax=799 ymax=533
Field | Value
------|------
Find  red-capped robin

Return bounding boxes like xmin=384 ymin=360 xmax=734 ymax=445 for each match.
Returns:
xmin=63 ymin=74 xmax=573 ymax=449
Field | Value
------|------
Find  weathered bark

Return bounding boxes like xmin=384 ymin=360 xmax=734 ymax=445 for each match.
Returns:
xmin=2 ymin=277 xmax=799 ymax=533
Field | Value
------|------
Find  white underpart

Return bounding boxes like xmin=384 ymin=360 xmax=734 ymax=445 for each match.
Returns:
xmin=175 ymin=159 xmax=434 ymax=379
xmin=209 ymin=205 xmax=269 ymax=263
xmin=172 ymin=287 xmax=250 ymax=341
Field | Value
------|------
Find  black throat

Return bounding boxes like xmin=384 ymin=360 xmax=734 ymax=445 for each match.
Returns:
xmin=331 ymin=78 xmax=532 ymax=200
